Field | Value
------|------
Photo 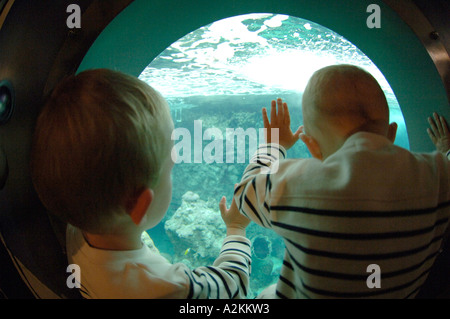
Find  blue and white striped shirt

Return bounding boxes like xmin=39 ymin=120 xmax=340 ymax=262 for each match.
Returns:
xmin=234 ymin=132 xmax=450 ymax=298
xmin=67 ymin=225 xmax=251 ymax=299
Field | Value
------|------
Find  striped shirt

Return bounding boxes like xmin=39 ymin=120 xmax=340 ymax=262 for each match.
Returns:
xmin=66 ymin=224 xmax=251 ymax=299
xmin=234 ymin=132 xmax=450 ymax=299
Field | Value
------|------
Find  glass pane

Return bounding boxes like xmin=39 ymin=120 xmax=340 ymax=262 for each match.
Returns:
xmin=139 ymin=13 xmax=409 ymax=297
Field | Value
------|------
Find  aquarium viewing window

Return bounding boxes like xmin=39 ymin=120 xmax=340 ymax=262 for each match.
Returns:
xmin=139 ymin=13 xmax=410 ymax=297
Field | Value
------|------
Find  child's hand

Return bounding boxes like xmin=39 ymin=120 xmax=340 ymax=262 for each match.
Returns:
xmin=262 ymin=98 xmax=302 ymax=150
xmin=219 ymin=196 xmax=250 ymax=236
xmin=427 ymin=112 xmax=450 ymax=155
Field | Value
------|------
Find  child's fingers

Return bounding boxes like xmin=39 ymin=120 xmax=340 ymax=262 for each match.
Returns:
xmin=298 ymin=125 xmax=305 ymax=136
xmin=440 ymin=115 xmax=449 ymax=135
xmin=229 ymin=196 xmax=238 ymax=210
xmin=262 ymin=108 xmax=270 ymax=128
xmin=428 ymin=116 xmax=439 ymax=137
xmin=434 ymin=113 xmax=444 ymax=136
xmin=277 ymin=98 xmax=284 ymax=119
xmin=293 ymin=126 xmax=302 ymax=140
xmin=427 ymin=128 xmax=437 ymax=144
xmin=283 ymin=102 xmax=290 ymax=125
xmin=219 ymin=196 xmax=227 ymax=215
xmin=270 ymin=100 xmax=277 ymax=125
xmin=263 ymin=108 xmax=271 ymax=142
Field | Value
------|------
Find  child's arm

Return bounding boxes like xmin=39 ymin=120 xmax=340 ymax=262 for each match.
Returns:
xmin=234 ymin=98 xmax=300 ymax=228
xmin=175 ymin=197 xmax=251 ymax=299
xmin=219 ymin=194 xmax=250 ymax=236
xmin=177 ymin=238 xmax=251 ymax=299
xmin=427 ymin=112 xmax=450 ymax=158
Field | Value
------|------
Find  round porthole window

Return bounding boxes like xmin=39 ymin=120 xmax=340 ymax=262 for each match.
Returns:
xmin=139 ymin=13 xmax=410 ymax=297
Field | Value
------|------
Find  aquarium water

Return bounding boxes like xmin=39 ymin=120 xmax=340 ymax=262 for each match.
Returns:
xmin=139 ymin=13 xmax=410 ymax=297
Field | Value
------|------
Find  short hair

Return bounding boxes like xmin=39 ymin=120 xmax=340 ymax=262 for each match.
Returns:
xmin=31 ymin=69 xmax=173 ymax=234
xmin=303 ymin=64 xmax=389 ymax=133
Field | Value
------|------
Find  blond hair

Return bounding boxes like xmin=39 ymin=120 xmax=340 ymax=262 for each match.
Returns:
xmin=303 ymin=64 xmax=389 ymax=136
xmin=31 ymin=69 xmax=173 ymax=234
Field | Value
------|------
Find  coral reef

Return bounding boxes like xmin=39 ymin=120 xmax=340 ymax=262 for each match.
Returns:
xmin=163 ymin=190 xmax=285 ymax=297
xmin=168 ymin=99 xmax=307 ymax=220
xmin=164 ymin=191 xmax=226 ymax=267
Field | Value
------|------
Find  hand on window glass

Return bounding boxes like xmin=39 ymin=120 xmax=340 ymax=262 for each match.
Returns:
xmin=427 ymin=112 xmax=450 ymax=155
xmin=262 ymin=98 xmax=302 ymax=150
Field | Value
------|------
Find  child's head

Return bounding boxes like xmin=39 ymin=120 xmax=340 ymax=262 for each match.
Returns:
xmin=301 ymin=64 xmax=397 ymax=159
xmin=31 ymin=69 xmax=174 ymax=234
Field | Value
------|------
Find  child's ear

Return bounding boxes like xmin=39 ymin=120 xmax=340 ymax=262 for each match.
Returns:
xmin=300 ymin=133 xmax=323 ymax=160
xmin=129 ymin=188 xmax=153 ymax=226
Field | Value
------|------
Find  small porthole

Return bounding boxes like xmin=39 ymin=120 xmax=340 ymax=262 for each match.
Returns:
xmin=0 ymin=80 xmax=14 ymax=125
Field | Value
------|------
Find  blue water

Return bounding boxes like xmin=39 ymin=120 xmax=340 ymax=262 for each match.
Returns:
xmin=142 ymin=13 xmax=410 ymax=297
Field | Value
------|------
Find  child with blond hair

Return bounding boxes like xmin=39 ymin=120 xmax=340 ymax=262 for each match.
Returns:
xmin=235 ymin=64 xmax=450 ymax=298
xmin=31 ymin=69 xmax=251 ymax=299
